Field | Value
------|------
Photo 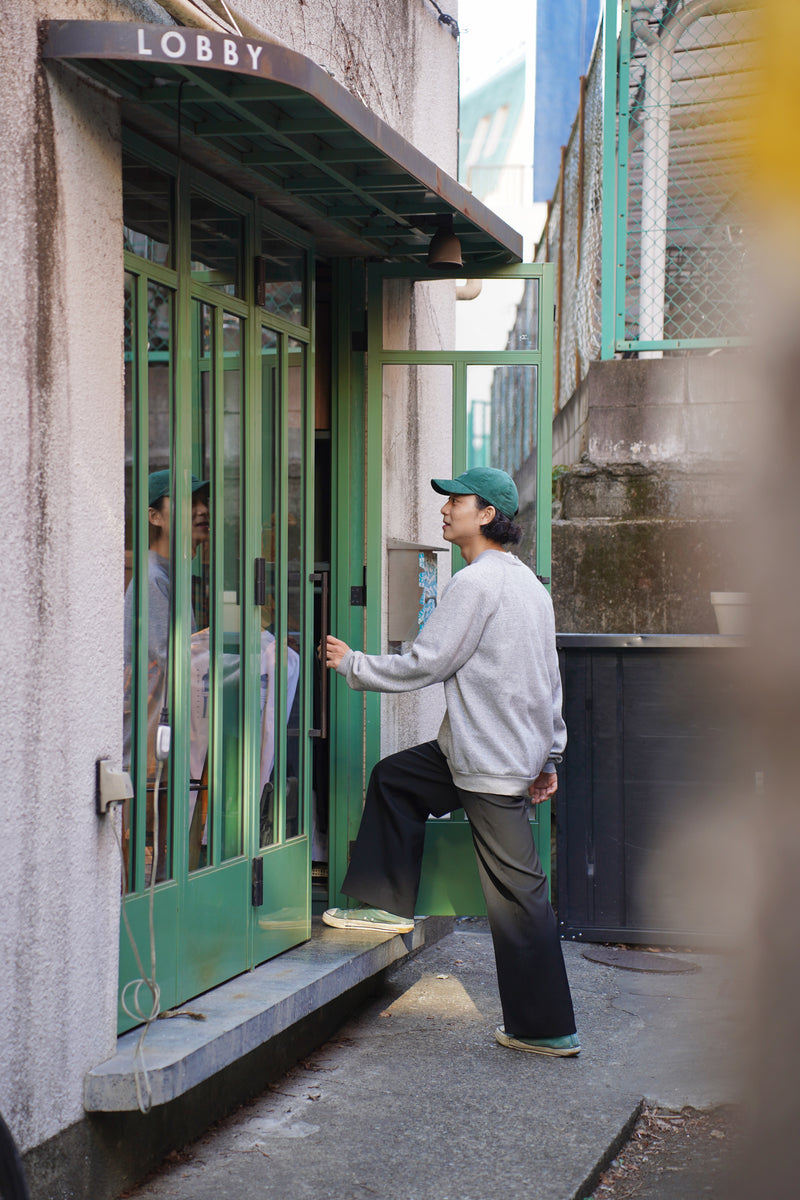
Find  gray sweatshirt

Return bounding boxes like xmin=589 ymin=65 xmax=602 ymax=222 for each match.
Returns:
xmin=337 ymin=549 xmax=566 ymax=795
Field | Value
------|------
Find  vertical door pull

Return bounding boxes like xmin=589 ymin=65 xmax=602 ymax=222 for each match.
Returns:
xmin=251 ymin=857 xmax=264 ymax=907
xmin=254 ymin=557 xmax=267 ymax=606
xmin=309 ymin=571 xmax=329 ymax=740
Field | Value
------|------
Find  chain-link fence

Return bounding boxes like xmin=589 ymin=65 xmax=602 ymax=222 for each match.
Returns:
xmin=620 ymin=0 xmax=754 ymax=352
xmin=533 ymin=0 xmax=754 ymax=413
xmin=534 ymin=38 xmax=604 ymax=414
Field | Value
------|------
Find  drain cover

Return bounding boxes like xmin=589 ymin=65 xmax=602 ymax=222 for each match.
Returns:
xmin=580 ymin=946 xmax=701 ymax=974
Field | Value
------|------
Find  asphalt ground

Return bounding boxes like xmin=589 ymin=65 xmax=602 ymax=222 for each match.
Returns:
xmin=122 ymin=921 xmax=742 ymax=1200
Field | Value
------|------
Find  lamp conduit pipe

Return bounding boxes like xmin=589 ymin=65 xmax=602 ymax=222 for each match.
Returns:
xmin=157 ymin=0 xmax=291 ymax=48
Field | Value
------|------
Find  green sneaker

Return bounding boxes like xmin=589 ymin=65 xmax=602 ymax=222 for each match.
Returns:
xmin=495 ymin=1026 xmax=581 ymax=1056
xmin=322 ymin=905 xmax=414 ymax=934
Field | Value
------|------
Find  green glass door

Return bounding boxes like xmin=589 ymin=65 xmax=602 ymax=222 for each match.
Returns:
xmin=251 ymin=328 xmax=313 ymax=961
xmin=360 ymin=263 xmax=555 ymax=916
xmin=119 ymin=151 xmax=313 ymax=1031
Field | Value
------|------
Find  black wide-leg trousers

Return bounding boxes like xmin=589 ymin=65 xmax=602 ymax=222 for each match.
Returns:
xmin=341 ymin=740 xmax=577 ymax=1039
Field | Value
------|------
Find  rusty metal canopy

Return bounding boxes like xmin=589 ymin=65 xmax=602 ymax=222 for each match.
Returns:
xmin=41 ymin=20 xmax=522 ymax=265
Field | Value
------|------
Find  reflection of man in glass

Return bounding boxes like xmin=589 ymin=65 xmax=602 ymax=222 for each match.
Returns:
xmin=123 ymin=471 xmax=210 ymax=777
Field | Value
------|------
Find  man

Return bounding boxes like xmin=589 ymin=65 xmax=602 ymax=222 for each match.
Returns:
xmin=123 ymin=470 xmax=210 ymax=776
xmin=323 ymin=467 xmax=579 ymax=1056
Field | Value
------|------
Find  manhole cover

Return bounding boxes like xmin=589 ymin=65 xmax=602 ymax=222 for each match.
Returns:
xmin=581 ymin=946 xmax=701 ymax=974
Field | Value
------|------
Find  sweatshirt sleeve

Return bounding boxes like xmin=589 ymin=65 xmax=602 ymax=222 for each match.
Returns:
xmin=337 ymin=569 xmax=498 ymax=694
xmin=542 ymin=601 xmax=567 ymax=773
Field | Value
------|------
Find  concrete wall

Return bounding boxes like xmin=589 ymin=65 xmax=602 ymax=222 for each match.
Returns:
xmin=544 ymin=356 xmax=751 ymax=634
xmin=241 ymin=0 xmax=459 ymax=170
xmin=0 ymin=0 xmax=460 ymax=1169
xmin=552 ymin=355 xmax=749 ymax=469
xmin=0 ymin=0 xmax=143 ymax=1158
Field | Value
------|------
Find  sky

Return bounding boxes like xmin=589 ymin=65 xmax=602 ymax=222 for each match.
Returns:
xmin=456 ymin=0 xmax=533 ymax=94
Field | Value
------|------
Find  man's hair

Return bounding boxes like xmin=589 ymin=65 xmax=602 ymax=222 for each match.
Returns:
xmin=475 ymin=494 xmax=523 ymax=545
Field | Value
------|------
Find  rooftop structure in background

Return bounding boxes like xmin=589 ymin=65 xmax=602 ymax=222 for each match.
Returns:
xmin=533 ymin=0 xmax=602 ymax=203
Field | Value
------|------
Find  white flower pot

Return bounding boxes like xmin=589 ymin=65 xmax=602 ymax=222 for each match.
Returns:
xmin=710 ymin=592 xmax=750 ymax=636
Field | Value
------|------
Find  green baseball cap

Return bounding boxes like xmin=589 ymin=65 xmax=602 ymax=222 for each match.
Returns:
xmin=431 ymin=467 xmax=519 ymax=518
xmin=148 ymin=469 xmax=209 ymax=507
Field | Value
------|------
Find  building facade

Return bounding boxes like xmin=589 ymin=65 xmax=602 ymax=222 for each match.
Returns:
xmin=0 ymin=2 xmax=526 ymax=1194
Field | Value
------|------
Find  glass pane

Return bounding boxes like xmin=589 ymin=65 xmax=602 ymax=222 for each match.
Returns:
xmin=259 ymin=328 xmax=279 ymax=848
xmin=455 ymin=276 xmax=539 ymax=351
xmin=145 ymin=282 xmax=175 ymax=884
xmin=122 ymin=152 xmax=172 ymax=266
xmin=122 ymin=272 xmax=136 ymax=892
xmin=259 ymin=229 xmax=306 ymax=326
xmin=473 ymin=361 xmax=539 ymax=564
xmin=188 ymin=304 xmax=244 ymax=866
xmin=381 ymin=276 xmax=539 ymax=351
xmin=191 ymin=195 xmax=243 ymax=296
xmin=220 ymin=314 xmax=243 ymax=860
xmin=381 ymin=361 xmax=454 ymax=603
xmin=122 ymin=274 xmax=176 ymax=889
xmin=285 ymin=339 xmax=305 ymax=840
xmin=189 ymin=302 xmax=212 ymax=870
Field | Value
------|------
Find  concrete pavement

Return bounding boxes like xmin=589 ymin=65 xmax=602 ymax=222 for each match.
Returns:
xmin=123 ymin=919 xmax=741 ymax=1200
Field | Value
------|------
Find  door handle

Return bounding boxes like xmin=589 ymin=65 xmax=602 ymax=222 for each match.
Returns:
xmin=309 ymin=570 xmax=329 ymax=740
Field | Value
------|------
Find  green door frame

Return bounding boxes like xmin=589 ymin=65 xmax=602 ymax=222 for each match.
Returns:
xmin=326 ymin=261 xmax=555 ymax=911
xmin=120 ymin=133 xmax=315 ymax=1031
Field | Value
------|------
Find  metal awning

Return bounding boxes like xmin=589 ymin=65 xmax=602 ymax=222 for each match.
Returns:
xmin=41 ymin=20 xmax=522 ymax=265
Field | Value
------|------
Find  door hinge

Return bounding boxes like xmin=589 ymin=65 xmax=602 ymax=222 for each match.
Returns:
xmin=251 ymin=857 xmax=264 ymax=907
xmin=537 ymin=575 xmax=551 ymax=586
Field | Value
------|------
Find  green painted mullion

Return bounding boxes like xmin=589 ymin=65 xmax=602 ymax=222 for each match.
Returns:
xmin=300 ymin=321 xmax=315 ymax=867
xmin=274 ymin=332 xmax=289 ymax=841
xmin=452 ymin=360 xmax=468 ymax=474
xmin=328 ymin=260 xmax=368 ymax=906
xmin=375 ymin=263 xmax=546 ymax=282
xmin=379 ymin=349 xmax=543 ymax=366
xmin=615 ymin=0 xmax=633 ymax=353
xmin=365 ymin=267 xmax=384 ymax=778
xmin=622 ymin=337 xmax=750 ymax=351
xmin=208 ymin=306 xmax=225 ymax=864
xmin=601 ymin=0 xmax=620 ymax=359
xmin=255 ymin=310 xmax=311 ymax=343
xmin=171 ymin=167 xmax=192 ymax=889
xmin=536 ymin=265 xmax=556 ymax=584
xmin=242 ymin=238 xmax=261 ymax=888
xmin=132 ymin=269 xmax=150 ymax=893
xmin=124 ymin=250 xmax=176 ymax=290
xmin=188 ymin=278 xmax=249 ymax=318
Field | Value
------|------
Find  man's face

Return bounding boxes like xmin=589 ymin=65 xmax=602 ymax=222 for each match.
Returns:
xmin=440 ymin=493 xmax=492 ymax=548
xmin=191 ymin=491 xmax=210 ymax=554
xmin=147 ymin=493 xmax=210 ymax=554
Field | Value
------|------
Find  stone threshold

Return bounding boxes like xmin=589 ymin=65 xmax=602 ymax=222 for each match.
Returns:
xmin=84 ymin=916 xmax=451 ymax=1112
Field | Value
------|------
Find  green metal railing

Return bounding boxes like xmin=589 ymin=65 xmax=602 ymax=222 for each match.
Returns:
xmin=606 ymin=0 xmax=755 ymax=357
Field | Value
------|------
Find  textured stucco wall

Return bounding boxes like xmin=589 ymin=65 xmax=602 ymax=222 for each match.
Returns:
xmin=0 ymin=0 xmax=138 ymax=1155
xmin=239 ymin=0 xmax=459 ymax=169
xmin=0 ymin=0 xmax=461 ymax=1159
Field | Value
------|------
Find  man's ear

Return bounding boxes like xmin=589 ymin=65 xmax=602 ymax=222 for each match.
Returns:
xmin=479 ymin=505 xmax=496 ymax=527
xmin=148 ymin=505 xmax=166 ymax=529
